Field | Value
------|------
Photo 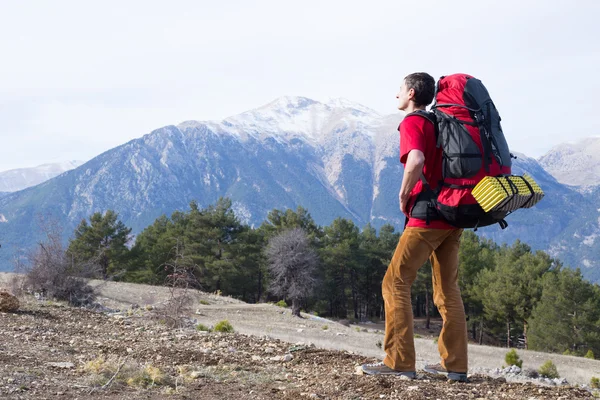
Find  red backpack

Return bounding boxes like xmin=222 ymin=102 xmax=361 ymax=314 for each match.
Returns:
xmin=409 ymin=74 xmax=513 ymax=230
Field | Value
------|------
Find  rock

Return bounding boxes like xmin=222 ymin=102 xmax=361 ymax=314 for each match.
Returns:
xmin=355 ymin=366 xmax=364 ymax=375
xmin=0 ymin=291 xmax=19 ymax=312
xmin=189 ymin=371 xmax=204 ymax=379
xmin=251 ymin=355 xmax=262 ymax=361
xmin=338 ymin=319 xmax=350 ymax=327
xmin=47 ymin=362 xmax=74 ymax=369
xmin=522 ymin=368 xmax=539 ymax=378
xmin=269 ymin=354 xmax=293 ymax=362
xmin=297 ymin=329 xmax=304 ymax=333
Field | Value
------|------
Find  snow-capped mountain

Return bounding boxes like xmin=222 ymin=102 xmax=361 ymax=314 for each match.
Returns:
xmin=0 ymin=97 xmax=598 ymax=282
xmin=0 ymin=161 xmax=84 ymax=192
xmin=538 ymin=137 xmax=600 ymax=188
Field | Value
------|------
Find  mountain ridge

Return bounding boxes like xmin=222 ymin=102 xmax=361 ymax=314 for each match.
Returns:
xmin=0 ymin=160 xmax=84 ymax=192
xmin=0 ymin=97 xmax=598 ymax=282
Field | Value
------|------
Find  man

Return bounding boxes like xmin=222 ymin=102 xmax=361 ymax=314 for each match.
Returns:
xmin=361 ymin=73 xmax=468 ymax=382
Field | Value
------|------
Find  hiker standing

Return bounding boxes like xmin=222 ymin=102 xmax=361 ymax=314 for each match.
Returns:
xmin=361 ymin=72 xmax=468 ymax=382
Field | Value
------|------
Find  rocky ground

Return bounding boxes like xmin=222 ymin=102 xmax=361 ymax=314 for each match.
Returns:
xmin=0 ymin=298 xmax=597 ymax=400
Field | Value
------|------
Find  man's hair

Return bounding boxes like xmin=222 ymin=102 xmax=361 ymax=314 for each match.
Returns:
xmin=404 ymin=72 xmax=435 ymax=107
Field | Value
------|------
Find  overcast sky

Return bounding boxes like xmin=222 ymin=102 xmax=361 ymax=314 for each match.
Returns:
xmin=1 ymin=0 xmax=599 ymax=171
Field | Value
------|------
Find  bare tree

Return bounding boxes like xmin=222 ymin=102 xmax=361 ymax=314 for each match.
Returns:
xmin=157 ymin=239 xmax=201 ymax=328
xmin=19 ymin=216 xmax=99 ymax=306
xmin=266 ymin=228 xmax=318 ymax=317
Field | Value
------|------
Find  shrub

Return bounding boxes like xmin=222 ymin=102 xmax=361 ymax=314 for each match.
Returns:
xmin=375 ymin=340 xmax=382 ymax=349
xmin=275 ymin=300 xmax=288 ymax=308
xmin=321 ymin=325 xmax=328 ymax=330
xmin=538 ymin=360 xmax=559 ymax=379
xmin=433 ymin=336 xmax=439 ymax=344
xmin=127 ymin=365 xmax=166 ymax=387
xmin=214 ymin=320 xmax=234 ymax=333
xmin=199 ymin=300 xmax=210 ymax=305
xmin=591 ymin=376 xmax=600 ymax=389
xmin=196 ymin=323 xmax=211 ymax=332
xmin=505 ymin=349 xmax=523 ymax=368
xmin=585 ymin=350 xmax=595 ymax=360
xmin=562 ymin=349 xmax=572 ymax=356
xmin=414 ymin=333 xmax=422 ymax=339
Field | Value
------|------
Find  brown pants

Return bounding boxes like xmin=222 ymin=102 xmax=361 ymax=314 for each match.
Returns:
xmin=382 ymin=227 xmax=468 ymax=373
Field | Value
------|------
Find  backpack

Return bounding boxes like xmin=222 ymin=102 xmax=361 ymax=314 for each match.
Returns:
xmin=409 ymin=73 xmax=513 ymax=230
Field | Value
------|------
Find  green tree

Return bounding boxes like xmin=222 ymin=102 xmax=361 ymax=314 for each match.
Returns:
xmin=473 ymin=241 xmax=552 ymax=348
xmin=127 ymin=214 xmax=177 ymax=283
xmin=68 ymin=210 xmax=132 ymax=279
xmin=357 ymin=224 xmax=389 ymax=320
xmin=458 ymin=231 xmax=496 ymax=343
xmin=319 ymin=218 xmax=360 ymax=318
xmin=183 ymin=197 xmax=246 ymax=293
xmin=259 ymin=206 xmax=322 ymax=241
xmin=528 ymin=267 xmax=600 ymax=356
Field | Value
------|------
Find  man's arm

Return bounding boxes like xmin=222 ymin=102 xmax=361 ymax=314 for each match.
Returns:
xmin=399 ymin=149 xmax=425 ymax=215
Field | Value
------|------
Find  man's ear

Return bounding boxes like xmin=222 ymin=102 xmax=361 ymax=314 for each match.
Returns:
xmin=407 ymin=88 xmax=415 ymax=101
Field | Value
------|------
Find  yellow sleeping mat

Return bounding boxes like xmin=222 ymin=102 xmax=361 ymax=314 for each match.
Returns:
xmin=471 ymin=174 xmax=544 ymax=213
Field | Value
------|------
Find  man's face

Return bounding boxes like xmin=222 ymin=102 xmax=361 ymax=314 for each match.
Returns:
xmin=396 ymin=81 xmax=414 ymax=111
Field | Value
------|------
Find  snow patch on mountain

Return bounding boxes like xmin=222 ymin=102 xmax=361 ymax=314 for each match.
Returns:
xmin=0 ymin=160 xmax=84 ymax=192
xmin=220 ymin=96 xmax=383 ymax=145
xmin=538 ymin=137 xmax=600 ymax=186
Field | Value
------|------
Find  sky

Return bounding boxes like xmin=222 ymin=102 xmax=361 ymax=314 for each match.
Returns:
xmin=1 ymin=0 xmax=599 ymax=171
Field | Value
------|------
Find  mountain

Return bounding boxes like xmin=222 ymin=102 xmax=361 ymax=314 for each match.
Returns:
xmin=538 ymin=137 xmax=600 ymax=188
xmin=0 ymin=161 xmax=84 ymax=192
xmin=0 ymin=97 xmax=402 ymax=269
xmin=0 ymin=98 xmax=598 ymax=282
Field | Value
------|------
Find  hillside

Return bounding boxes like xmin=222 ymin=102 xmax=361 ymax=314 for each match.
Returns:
xmin=1 ymin=274 xmax=599 ymax=399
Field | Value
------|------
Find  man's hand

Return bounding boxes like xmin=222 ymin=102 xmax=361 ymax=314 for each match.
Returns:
xmin=399 ymin=149 xmax=425 ymax=216
xmin=400 ymin=191 xmax=410 ymax=216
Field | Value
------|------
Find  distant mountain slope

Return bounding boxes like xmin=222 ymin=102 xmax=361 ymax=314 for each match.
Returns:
xmin=538 ymin=137 xmax=600 ymax=187
xmin=0 ymin=161 xmax=84 ymax=192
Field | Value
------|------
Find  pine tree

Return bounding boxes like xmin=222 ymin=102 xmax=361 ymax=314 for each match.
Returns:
xmin=529 ymin=267 xmax=600 ymax=355
xmin=68 ymin=210 xmax=132 ymax=279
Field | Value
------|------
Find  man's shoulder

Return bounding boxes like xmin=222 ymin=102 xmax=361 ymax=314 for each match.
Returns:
xmin=400 ymin=112 xmax=435 ymax=134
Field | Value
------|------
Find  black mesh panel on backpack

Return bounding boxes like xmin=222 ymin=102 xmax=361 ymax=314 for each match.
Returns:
xmin=434 ymin=111 xmax=482 ymax=179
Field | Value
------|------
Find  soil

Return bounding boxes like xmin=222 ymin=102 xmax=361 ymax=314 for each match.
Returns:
xmin=0 ymin=273 xmax=599 ymax=399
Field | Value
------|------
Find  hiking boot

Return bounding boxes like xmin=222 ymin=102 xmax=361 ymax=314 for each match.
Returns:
xmin=424 ymin=363 xmax=468 ymax=382
xmin=361 ymin=362 xmax=416 ymax=378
